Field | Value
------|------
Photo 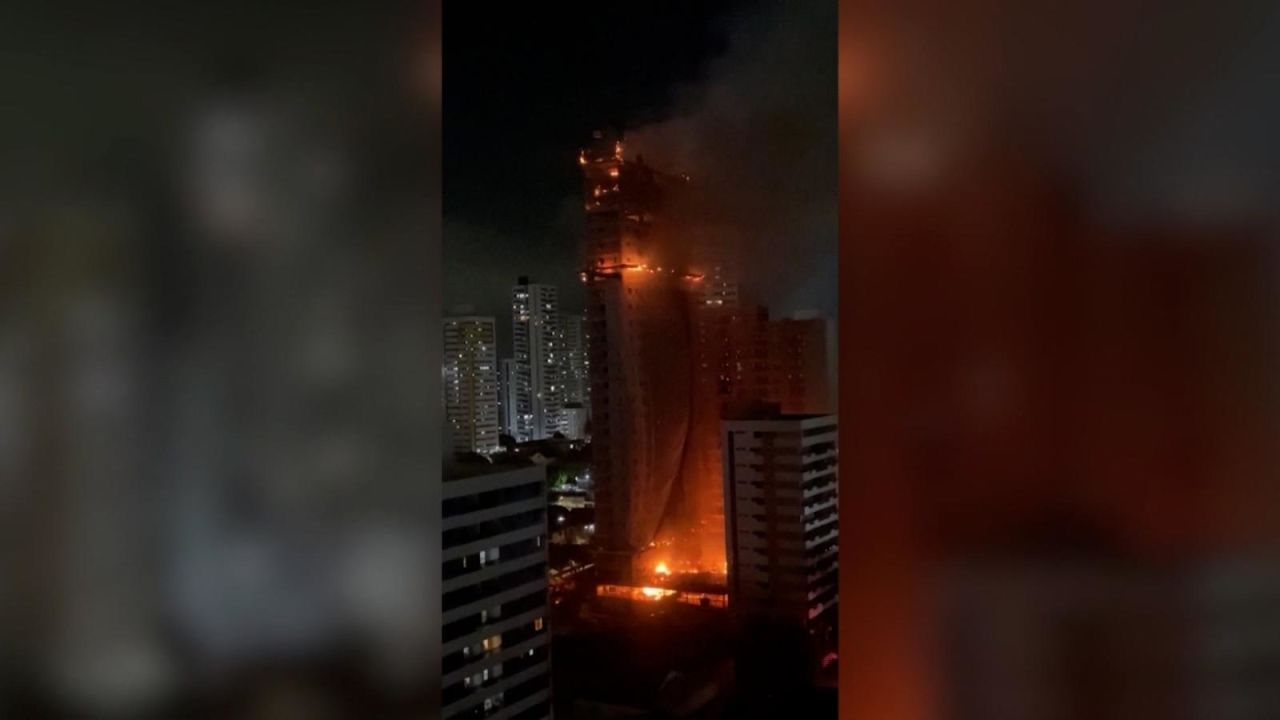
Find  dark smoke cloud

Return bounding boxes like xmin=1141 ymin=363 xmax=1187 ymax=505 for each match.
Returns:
xmin=626 ymin=0 xmax=837 ymax=319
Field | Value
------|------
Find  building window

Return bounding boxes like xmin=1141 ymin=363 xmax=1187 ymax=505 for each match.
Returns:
xmin=534 ymin=617 xmax=544 ymax=631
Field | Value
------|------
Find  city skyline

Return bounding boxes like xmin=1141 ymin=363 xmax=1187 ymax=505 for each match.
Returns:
xmin=443 ymin=1 xmax=836 ymax=359
xmin=4 ymin=0 xmax=1276 ymax=717
xmin=440 ymin=2 xmax=839 ymax=717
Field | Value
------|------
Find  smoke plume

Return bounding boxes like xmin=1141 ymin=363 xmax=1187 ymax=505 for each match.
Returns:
xmin=626 ymin=0 xmax=837 ymax=318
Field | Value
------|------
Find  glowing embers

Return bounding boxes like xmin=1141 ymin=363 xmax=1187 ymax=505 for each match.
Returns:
xmin=647 ymin=557 xmax=704 ymax=579
xmin=580 ymin=262 xmax=704 ymax=283
xmin=598 ymin=584 xmax=675 ymax=602
xmin=596 ymin=584 xmax=728 ymax=609
xmin=610 ymin=263 xmax=705 ymax=280
xmin=577 ymin=140 xmax=623 ymax=164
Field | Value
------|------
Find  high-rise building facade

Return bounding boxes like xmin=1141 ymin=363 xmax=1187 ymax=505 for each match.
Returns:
xmin=500 ymin=358 xmax=519 ymax=440
xmin=511 ymin=278 xmax=563 ymax=442
xmin=722 ymin=410 xmax=838 ymax=675
xmin=561 ymin=313 xmax=590 ymax=407
xmin=580 ymin=130 xmax=712 ymax=581
xmin=763 ymin=313 xmax=830 ymax=415
xmin=442 ymin=460 xmax=552 ymax=720
xmin=561 ymin=403 xmax=589 ymax=440
xmin=444 ymin=316 xmax=501 ymax=456
xmin=683 ymin=301 xmax=832 ymax=578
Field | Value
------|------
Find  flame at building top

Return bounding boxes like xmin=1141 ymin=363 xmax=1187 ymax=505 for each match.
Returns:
xmin=579 ymin=129 xmax=723 ymax=583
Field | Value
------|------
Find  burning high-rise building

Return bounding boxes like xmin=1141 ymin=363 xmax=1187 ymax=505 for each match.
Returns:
xmin=579 ymin=130 xmax=715 ymax=582
xmin=580 ymin=130 xmax=834 ymax=588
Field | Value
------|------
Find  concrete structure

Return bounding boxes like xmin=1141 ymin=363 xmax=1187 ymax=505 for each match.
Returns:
xmin=512 ymin=278 xmax=563 ymax=442
xmin=580 ymin=129 xmax=712 ymax=581
xmin=681 ymin=304 xmax=832 ymax=579
xmin=763 ymin=313 xmax=830 ymax=415
xmin=562 ymin=313 xmax=590 ymax=409
xmin=442 ymin=459 xmax=552 ymax=720
xmin=562 ymin=402 xmax=589 ymax=441
xmin=722 ymin=410 xmax=838 ymax=674
xmin=500 ymin=358 xmax=520 ymax=439
xmin=699 ymin=264 xmax=740 ymax=310
xmin=444 ymin=316 xmax=501 ymax=456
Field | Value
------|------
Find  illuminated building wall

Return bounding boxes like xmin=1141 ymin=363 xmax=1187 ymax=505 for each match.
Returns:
xmin=680 ymin=303 xmax=831 ymax=577
xmin=722 ymin=412 xmax=839 ymax=673
xmin=511 ymin=278 xmax=564 ymax=442
xmin=700 ymin=263 xmax=741 ymax=310
xmin=444 ymin=316 xmax=501 ymax=455
xmin=442 ymin=460 xmax=552 ymax=720
xmin=561 ymin=403 xmax=588 ymax=440
xmin=561 ymin=313 xmax=590 ymax=407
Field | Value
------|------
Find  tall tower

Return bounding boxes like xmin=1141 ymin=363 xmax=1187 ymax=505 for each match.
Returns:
xmin=561 ymin=313 xmax=590 ymax=406
xmin=722 ymin=410 xmax=838 ymax=681
xmin=443 ymin=316 xmax=501 ymax=455
xmin=442 ymin=459 xmax=552 ymax=719
xmin=764 ymin=312 xmax=831 ymax=414
xmin=580 ymin=130 xmax=712 ymax=581
xmin=499 ymin=358 xmax=519 ymax=439
xmin=511 ymin=278 xmax=563 ymax=442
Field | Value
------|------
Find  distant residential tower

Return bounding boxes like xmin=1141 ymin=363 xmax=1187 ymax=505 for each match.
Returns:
xmin=444 ymin=315 xmax=501 ymax=456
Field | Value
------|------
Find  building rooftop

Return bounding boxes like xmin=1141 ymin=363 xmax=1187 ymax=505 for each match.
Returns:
xmin=443 ymin=452 xmax=537 ymax=481
xmin=722 ymin=400 xmax=833 ymax=422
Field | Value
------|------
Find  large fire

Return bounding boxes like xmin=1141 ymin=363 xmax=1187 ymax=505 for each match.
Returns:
xmin=597 ymin=584 xmax=728 ymax=608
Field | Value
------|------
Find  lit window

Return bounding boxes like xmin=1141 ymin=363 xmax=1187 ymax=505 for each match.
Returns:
xmin=534 ymin=617 xmax=544 ymax=631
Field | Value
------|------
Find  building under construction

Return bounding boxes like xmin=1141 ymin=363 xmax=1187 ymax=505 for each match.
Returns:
xmin=580 ymin=131 xmax=830 ymax=593
xmin=579 ymin=130 xmax=719 ymax=585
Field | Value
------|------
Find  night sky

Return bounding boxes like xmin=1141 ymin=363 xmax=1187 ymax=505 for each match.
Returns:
xmin=443 ymin=0 xmax=836 ymax=356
